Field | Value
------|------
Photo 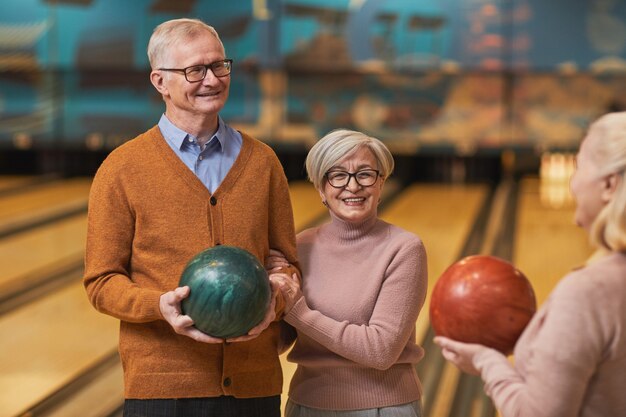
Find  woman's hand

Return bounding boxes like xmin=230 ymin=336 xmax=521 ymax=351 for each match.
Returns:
xmin=270 ymin=272 xmax=302 ymax=314
xmin=434 ymin=336 xmax=496 ymax=375
xmin=159 ymin=286 xmax=224 ymax=344
xmin=265 ymin=248 xmax=290 ymax=272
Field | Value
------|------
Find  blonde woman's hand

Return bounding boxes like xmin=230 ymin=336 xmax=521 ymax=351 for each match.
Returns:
xmin=270 ymin=272 xmax=302 ymax=314
xmin=265 ymin=248 xmax=290 ymax=272
xmin=434 ymin=336 xmax=497 ymax=375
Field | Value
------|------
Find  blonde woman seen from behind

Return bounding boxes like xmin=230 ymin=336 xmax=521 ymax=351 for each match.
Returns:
xmin=435 ymin=112 xmax=626 ymax=417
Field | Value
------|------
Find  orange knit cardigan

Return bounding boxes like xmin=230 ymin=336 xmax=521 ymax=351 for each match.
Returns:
xmin=83 ymin=126 xmax=298 ymax=399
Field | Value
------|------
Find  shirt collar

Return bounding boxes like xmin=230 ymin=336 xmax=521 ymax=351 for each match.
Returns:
xmin=158 ymin=114 xmax=226 ymax=151
xmin=211 ymin=116 xmax=227 ymax=151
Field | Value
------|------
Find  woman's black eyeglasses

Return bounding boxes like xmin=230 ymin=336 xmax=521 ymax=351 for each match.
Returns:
xmin=325 ymin=169 xmax=380 ymax=188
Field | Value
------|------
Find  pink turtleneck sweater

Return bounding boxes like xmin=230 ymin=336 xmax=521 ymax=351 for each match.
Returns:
xmin=475 ymin=252 xmax=626 ymax=417
xmin=284 ymin=213 xmax=428 ymax=410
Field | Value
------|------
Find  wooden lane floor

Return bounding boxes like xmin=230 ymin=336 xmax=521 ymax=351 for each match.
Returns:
xmin=0 ymin=178 xmax=92 ymax=311
xmin=0 ymin=176 xmax=42 ymax=193
xmin=0 ymin=180 xmax=327 ymax=417
xmin=0 ymin=214 xmax=86 ymax=312
xmin=0 ymin=283 xmax=121 ymax=417
xmin=0 ymin=177 xmax=92 ymax=237
xmin=0 ymin=177 xmax=101 ymax=416
xmin=279 ymin=182 xmax=490 ymax=416
xmin=289 ymin=180 xmax=329 ymax=231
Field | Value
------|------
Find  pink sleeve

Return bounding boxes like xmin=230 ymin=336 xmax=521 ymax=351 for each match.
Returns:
xmin=475 ymin=274 xmax=602 ymax=417
xmin=285 ymin=237 xmax=427 ymax=370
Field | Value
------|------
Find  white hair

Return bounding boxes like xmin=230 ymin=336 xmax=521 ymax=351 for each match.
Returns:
xmin=147 ymin=18 xmax=224 ymax=69
xmin=305 ymin=129 xmax=394 ymax=190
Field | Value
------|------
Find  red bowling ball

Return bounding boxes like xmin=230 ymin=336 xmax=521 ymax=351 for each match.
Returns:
xmin=430 ymin=255 xmax=537 ymax=355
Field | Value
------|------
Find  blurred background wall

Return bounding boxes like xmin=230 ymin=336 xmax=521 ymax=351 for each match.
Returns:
xmin=1 ymin=0 xmax=626 ymax=177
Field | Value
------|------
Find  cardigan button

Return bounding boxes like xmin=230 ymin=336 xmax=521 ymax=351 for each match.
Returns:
xmin=210 ymin=197 xmax=217 ymax=206
xmin=223 ymin=377 xmax=231 ymax=387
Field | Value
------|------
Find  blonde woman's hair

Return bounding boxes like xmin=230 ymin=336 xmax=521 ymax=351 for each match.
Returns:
xmin=586 ymin=112 xmax=626 ymax=252
xmin=305 ymin=129 xmax=394 ymax=190
xmin=147 ymin=18 xmax=223 ymax=69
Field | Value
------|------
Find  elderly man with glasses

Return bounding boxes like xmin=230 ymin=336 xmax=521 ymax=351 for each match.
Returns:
xmin=83 ymin=18 xmax=299 ymax=417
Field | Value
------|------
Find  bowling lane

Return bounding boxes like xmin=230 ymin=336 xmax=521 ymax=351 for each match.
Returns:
xmin=289 ymin=180 xmax=328 ymax=230
xmin=0 ymin=214 xmax=86 ymax=300
xmin=0 ymin=177 xmax=91 ymax=236
xmin=0 ymin=283 xmax=120 ymax=417
xmin=45 ymin=361 xmax=124 ymax=417
xmin=513 ymin=177 xmax=593 ymax=304
xmin=0 ymin=175 xmax=40 ymax=192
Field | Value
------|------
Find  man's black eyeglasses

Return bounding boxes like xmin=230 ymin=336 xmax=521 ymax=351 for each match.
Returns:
xmin=158 ymin=59 xmax=233 ymax=83
xmin=325 ymin=169 xmax=380 ymax=188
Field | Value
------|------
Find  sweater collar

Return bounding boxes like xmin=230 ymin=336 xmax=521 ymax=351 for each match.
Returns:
xmin=324 ymin=210 xmax=380 ymax=242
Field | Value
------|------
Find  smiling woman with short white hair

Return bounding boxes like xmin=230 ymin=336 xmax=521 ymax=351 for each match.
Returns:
xmin=268 ymin=129 xmax=428 ymax=417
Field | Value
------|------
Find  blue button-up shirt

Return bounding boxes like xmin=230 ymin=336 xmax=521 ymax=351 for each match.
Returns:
xmin=158 ymin=114 xmax=242 ymax=194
